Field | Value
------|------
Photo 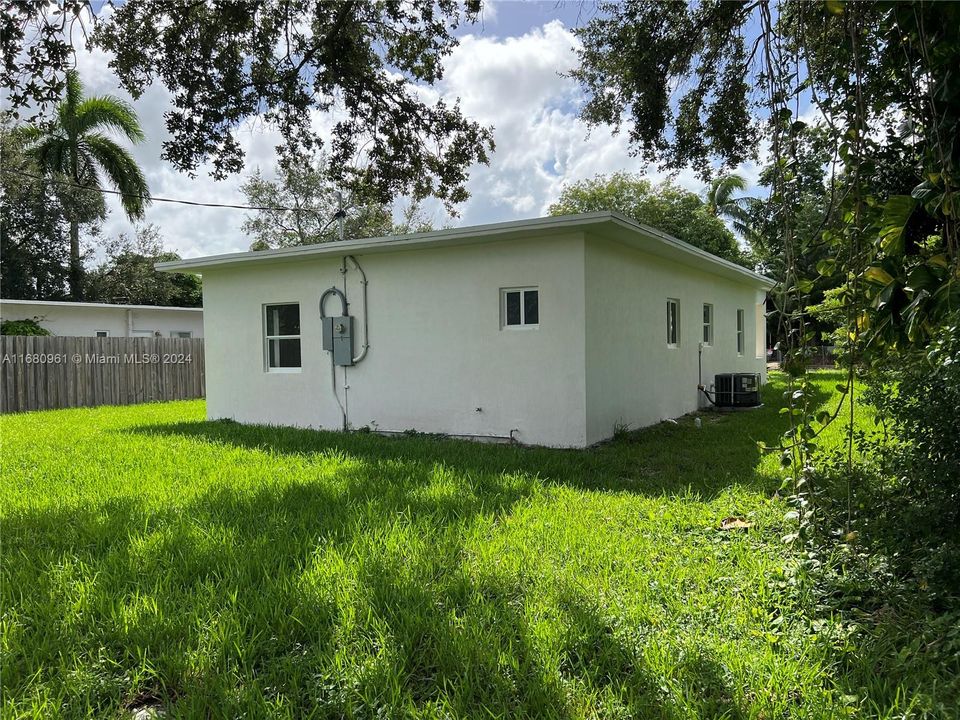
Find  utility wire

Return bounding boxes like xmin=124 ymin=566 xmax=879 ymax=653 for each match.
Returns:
xmin=0 ymin=165 xmax=347 ymax=215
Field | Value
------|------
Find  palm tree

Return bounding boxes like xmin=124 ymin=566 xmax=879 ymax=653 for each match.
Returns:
xmin=19 ymin=70 xmax=149 ymax=299
xmin=705 ymin=173 xmax=755 ymax=239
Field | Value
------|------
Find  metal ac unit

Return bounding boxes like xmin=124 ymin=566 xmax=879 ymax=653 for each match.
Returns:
xmin=714 ymin=373 xmax=761 ymax=407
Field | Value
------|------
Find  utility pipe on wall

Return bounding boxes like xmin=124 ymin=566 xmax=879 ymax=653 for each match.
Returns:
xmin=345 ymin=255 xmax=369 ymax=363
xmin=324 ymin=255 xmax=370 ymax=432
xmin=697 ymin=342 xmax=718 ymax=407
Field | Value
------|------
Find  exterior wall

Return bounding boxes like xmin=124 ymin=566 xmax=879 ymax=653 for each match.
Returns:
xmin=583 ymin=236 xmax=768 ymax=445
xmin=0 ymin=301 xmax=204 ymax=338
xmin=201 ymin=234 xmax=588 ymax=447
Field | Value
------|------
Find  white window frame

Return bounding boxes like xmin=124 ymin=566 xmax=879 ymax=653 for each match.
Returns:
xmin=170 ymin=331 xmax=193 ymax=338
xmin=666 ymin=298 xmax=680 ymax=348
xmin=263 ymin=303 xmax=302 ymax=373
xmin=702 ymin=303 xmax=713 ymax=346
xmin=501 ymin=287 xmax=540 ymax=330
xmin=755 ymin=303 xmax=766 ymax=359
xmin=94 ymin=330 xmax=110 ymax=337
xmin=736 ymin=308 xmax=745 ymax=355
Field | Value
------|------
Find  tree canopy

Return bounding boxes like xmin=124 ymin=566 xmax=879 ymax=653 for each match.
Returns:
xmin=548 ymin=173 xmax=746 ymax=266
xmin=705 ymin=174 xmax=753 ymax=239
xmin=0 ymin=119 xmax=102 ymax=300
xmin=2 ymin=1 xmax=495 ymax=211
xmin=86 ymin=225 xmax=201 ymax=308
xmin=241 ymin=161 xmax=392 ymax=250
xmin=17 ymin=69 xmax=149 ymax=299
xmin=570 ymin=2 xmax=756 ymax=179
xmin=572 ymin=1 xmax=959 ymax=353
xmin=241 ymin=159 xmax=439 ymax=250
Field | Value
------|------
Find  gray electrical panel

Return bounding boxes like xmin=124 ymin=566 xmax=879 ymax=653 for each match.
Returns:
xmin=319 ymin=286 xmax=355 ymax=366
xmin=322 ymin=314 xmax=354 ymax=366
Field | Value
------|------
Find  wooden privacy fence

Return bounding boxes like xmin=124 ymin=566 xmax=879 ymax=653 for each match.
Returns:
xmin=1 ymin=336 xmax=205 ymax=413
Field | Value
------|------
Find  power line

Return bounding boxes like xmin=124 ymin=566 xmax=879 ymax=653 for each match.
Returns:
xmin=0 ymin=166 xmax=337 ymax=214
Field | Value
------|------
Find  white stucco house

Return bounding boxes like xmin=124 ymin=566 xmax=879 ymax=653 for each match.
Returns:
xmin=158 ymin=212 xmax=773 ymax=447
xmin=0 ymin=299 xmax=203 ymax=338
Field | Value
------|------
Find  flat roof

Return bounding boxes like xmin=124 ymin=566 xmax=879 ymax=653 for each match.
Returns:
xmin=156 ymin=211 xmax=775 ymax=289
xmin=0 ymin=299 xmax=203 ymax=312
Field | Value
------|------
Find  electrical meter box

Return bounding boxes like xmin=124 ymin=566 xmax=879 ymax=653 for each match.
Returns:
xmin=319 ymin=287 xmax=355 ymax=366
xmin=322 ymin=315 xmax=354 ymax=366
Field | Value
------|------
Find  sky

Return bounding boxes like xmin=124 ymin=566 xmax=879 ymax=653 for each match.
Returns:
xmin=68 ymin=1 xmax=766 ymax=260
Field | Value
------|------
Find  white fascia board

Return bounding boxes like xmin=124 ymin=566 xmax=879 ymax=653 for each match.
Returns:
xmin=0 ymin=298 xmax=203 ymax=312
xmin=156 ymin=211 xmax=775 ymax=289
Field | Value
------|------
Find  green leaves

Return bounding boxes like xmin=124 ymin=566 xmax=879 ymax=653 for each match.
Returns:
xmin=824 ymin=0 xmax=845 ymax=16
xmin=547 ymin=173 xmax=748 ymax=265
xmin=878 ymin=195 xmax=917 ymax=256
xmin=864 ymin=266 xmax=894 ymax=286
xmin=16 ymin=70 xmax=149 ymax=299
xmin=570 ymin=0 xmax=757 ymax=176
xmin=86 ymin=224 xmax=201 ymax=307
xmin=816 ymin=258 xmax=837 ymax=277
xmin=86 ymin=1 xmax=494 ymax=206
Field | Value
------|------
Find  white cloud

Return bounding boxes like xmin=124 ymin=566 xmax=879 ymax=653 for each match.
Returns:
xmin=428 ymin=21 xmax=714 ymax=225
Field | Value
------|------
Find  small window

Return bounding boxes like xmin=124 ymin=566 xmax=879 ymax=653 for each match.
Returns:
xmin=702 ymin=303 xmax=713 ymax=345
xmin=666 ymin=299 xmax=680 ymax=347
xmin=264 ymin=303 xmax=301 ymax=372
xmin=95 ymin=330 xmax=109 ymax=338
xmin=170 ymin=331 xmax=192 ymax=338
xmin=736 ymin=309 xmax=745 ymax=355
xmin=502 ymin=288 xmax=539 ymax=328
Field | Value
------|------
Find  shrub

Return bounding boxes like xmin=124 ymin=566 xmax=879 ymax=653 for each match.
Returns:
xmin=0 ymin=318 xmax=51 ymax=335
xmin=859 ymin=315 xmax=960 ymax=598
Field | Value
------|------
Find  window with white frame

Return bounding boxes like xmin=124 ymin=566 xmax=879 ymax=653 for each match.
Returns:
xmin=666 ymin=298 xmax=680 ymax=347
xmin=502 ymin=287 xmax=539 ymax=328
xmin=264 ymin=303 xmax=301 ymax=371
xmin=170 ymin=331 xmax=192 ymax=338
xmin=702 ymin=303 xmax=713 ymax=345
xmin=95 ymin=330 xmax=109 ymax=337
xmin=736 ymin=308 xmax=745 ymax=355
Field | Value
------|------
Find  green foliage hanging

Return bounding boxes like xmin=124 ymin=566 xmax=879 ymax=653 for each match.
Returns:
xmin=0 ymin=318 xmax=51 ymax=336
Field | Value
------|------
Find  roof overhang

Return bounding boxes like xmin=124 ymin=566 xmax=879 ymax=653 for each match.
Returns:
xmin=156 ymin=211 xmax=775 ymax=289
xmin=0 ymin=298 xmax=203 ymax=312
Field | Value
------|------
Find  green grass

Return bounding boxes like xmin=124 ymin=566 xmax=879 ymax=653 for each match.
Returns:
xmin=0 ymin=371 xmax=951 ymax=719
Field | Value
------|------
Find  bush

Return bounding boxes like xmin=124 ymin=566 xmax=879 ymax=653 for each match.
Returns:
xmin=860 ymin=316 xmax=960 ymax=599
xmin=0 ymin=318 xmax=51 ymax=336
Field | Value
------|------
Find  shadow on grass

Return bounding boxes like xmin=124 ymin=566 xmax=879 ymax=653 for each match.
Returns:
xmin=126 ymin=374 xmax=831 ymax=501
xmin=2 ymin=464 xmax=749 ymax=717
xmin=4 ymin=374 xmax=833 ymax=716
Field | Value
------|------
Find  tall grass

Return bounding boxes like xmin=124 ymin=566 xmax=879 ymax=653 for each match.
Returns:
xmin=1 ymin=372 xmax=952 ymax=718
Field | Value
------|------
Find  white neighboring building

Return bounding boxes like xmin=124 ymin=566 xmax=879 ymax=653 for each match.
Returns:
xmin=159 ymin=212 xmax=773 ymax=447
xmin=0 ymin=299 xmax=204 ymax=338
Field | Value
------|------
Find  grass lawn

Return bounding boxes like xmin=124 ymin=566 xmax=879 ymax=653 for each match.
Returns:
xmin=0 ymin=371 xmax=952 ymax=719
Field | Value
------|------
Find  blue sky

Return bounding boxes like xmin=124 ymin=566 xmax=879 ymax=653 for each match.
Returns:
xmin=469 ymin=1 xmax=605 ymax=36
xmin=72 ymin=1 xmax=766 ymax=259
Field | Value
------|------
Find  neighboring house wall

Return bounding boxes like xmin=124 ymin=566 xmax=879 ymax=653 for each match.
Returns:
xmin=0 ymin=300 xmax=204 ymax=338
xmin=583 ymin=236 xmax=767 ymax=445
xmin=201 ymin=234 xmax=589 ymax=446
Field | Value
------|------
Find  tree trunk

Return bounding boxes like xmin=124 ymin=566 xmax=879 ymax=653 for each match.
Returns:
xmin=69 ymin=217 xmax=83 ymax=300
xmin=68 ymin=137 xmax=84 ymax=301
